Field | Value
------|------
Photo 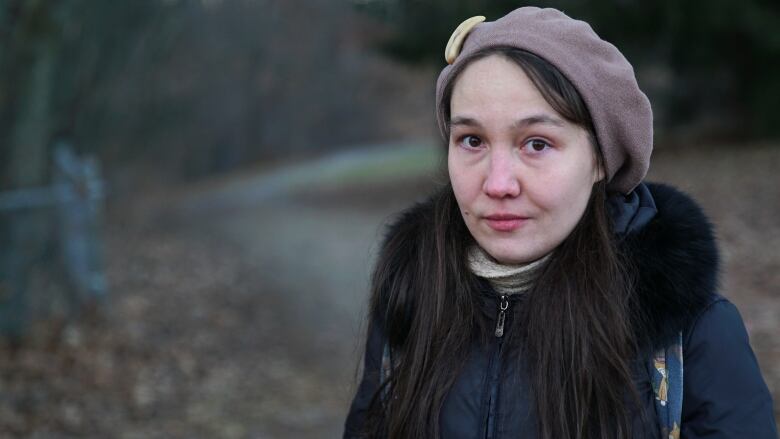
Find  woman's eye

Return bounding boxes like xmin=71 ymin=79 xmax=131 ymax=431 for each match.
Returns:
xmin=523 ymin=139 xmax=551 ymax=153
xmin=459 ymin=135 xmax=483 ymax=149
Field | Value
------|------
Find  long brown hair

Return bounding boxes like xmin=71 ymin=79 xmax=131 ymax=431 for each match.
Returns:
xmin=362 ymin=47 xmax=642 ymax=438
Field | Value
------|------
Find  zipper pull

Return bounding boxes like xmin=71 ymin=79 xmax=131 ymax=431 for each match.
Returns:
xmin=494 ymin=295 xmax=509 ymax=338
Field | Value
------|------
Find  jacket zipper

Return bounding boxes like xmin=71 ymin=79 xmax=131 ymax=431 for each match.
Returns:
xmin=494 ymin=294 xmax=509 ymax=337
xmin=485 ymin=294 xmax=510 ymax=439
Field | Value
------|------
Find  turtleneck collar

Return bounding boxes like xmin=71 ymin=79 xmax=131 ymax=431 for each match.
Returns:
xmin=467 ymin=245 xmax=551 ymax=296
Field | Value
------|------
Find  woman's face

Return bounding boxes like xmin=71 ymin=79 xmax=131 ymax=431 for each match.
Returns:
xmin=448 ymin=55 xmax=604 ymax=264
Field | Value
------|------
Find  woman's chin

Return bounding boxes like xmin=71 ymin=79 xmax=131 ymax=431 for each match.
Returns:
xmin=479 ymin=243 xmax=543 ymax=265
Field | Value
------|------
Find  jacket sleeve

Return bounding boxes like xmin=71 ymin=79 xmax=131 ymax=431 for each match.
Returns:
xmin=343 ymin=318 xmax=386 ymax=439
xmin=681 ymin=298 xmax=779 ymax=438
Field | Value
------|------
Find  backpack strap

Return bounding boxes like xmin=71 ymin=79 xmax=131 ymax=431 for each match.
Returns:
xmin=652 ymin=331 xmax=684 ymax=439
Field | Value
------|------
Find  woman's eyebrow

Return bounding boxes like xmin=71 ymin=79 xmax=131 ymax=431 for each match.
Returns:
xmin=449 ymin=116 xmax=482 ymax=129
xmin=449 ymin=114 xmax=566 ymax=131
xmin=512 ymin=114 xmax=565 ymax=129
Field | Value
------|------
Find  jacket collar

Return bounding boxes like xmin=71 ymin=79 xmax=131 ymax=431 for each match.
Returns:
xmin=608 ymin=182 xmax=658 ymax=237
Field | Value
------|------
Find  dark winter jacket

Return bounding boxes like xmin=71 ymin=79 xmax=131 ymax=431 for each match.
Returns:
xmin=343 ymin=182 xmax=778 ymax=438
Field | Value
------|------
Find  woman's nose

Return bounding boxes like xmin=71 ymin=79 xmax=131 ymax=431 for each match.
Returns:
xmin=483 ymin=151 xmax=521 ymax=198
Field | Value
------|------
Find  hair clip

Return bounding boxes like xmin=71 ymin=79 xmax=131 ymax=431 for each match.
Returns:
xmin=445 ymin=15 xmax=486 ymax=64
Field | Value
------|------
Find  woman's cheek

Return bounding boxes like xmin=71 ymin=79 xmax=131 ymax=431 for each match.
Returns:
xmin=450 ymin=158 xmax=479 ymax=196
xmin=449 ymin=166 xmax=471 ymax=210
xmin=525 ymin=172 xmax=560 ymax=209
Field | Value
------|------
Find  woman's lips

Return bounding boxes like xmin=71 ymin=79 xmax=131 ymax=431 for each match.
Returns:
xmin=483 ymin=214 xmax=529 ymax=232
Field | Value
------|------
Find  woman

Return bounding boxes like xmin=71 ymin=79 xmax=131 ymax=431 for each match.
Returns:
xmin=343 ymin=7 xmax=777 ymax=439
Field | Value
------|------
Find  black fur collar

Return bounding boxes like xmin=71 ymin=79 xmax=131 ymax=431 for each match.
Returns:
xmin=379 ymin=182 xmax=720 ymax=351
xmin=622 ymin=182 xmax=720 ymax=350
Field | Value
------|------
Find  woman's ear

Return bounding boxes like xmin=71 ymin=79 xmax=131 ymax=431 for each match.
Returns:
xmin=587 ymin=132 xmax=606 ymax=184
xmin=593 ymin=162 xmax=606 ymax=184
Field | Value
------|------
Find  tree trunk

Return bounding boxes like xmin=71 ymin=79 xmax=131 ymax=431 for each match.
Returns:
xmin=0 ymin=0 xmax=58 ymax=337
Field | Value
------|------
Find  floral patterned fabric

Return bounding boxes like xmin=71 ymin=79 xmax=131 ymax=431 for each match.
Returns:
xmin=652 ymin=331 xmax=684 ymax=439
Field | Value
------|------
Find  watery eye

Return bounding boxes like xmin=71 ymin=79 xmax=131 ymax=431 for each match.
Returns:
xmin=525 ymin=139 xmax=550 ymax=152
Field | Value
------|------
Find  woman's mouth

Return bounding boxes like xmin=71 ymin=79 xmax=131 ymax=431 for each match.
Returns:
xmin=483 ymin=214 xmax=530 ymax=232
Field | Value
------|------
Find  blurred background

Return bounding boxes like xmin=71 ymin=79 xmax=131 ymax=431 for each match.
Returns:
xmin=0 ymin=0 xmax=778 ymax=437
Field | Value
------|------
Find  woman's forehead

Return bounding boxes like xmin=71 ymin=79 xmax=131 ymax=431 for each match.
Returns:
xmin=450 ymin=56 xmax=558 ymax=118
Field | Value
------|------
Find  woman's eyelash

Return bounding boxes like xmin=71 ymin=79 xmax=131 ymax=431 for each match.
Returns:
xmin=524 ymin=138 xmax=552 ymax=152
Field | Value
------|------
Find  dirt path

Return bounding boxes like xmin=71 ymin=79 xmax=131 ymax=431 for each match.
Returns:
xmin=0 ymin=143 xmax=440 ymax=438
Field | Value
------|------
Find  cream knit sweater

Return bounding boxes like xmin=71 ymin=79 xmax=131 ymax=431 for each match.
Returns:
xmin=466 ymin=245 xmax=551 ymax=295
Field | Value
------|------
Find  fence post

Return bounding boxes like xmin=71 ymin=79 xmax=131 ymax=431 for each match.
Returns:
xmin=53 ymin=142 xmax=107 ymax=309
